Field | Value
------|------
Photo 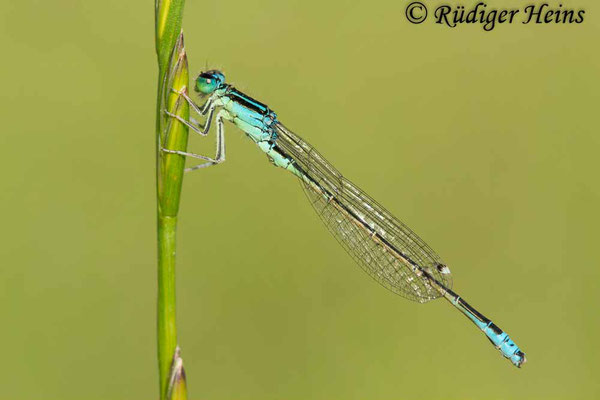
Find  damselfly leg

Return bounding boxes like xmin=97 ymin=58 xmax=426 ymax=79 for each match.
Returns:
xmin=161 ymin=88 xmax=226 ymax=171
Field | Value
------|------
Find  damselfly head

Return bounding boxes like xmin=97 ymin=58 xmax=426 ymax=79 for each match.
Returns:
xmin=195 ymin=70 xmax=225 ymax=95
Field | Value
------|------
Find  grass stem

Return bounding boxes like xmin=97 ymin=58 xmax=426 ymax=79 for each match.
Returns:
xmin=155 ymin=1 xmax=189 ymax=398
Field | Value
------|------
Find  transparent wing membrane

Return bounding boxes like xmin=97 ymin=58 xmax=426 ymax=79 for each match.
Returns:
xmin=274 ymin=123 xmax=452 ymax=303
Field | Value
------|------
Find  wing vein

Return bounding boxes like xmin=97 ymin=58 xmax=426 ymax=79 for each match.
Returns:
xmin=275 ymin=123 xmax=452 ymax=302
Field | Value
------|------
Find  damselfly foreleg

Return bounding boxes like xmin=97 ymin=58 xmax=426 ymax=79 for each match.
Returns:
xmin=161 ymin=89 xmax=226 ymax=170
xmin=184 ymin=110 xmax=226 ymax=172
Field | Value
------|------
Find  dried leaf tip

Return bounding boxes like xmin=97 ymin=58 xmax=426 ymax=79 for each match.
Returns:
xmin=166 ymin=346 xmax=187 ymax=400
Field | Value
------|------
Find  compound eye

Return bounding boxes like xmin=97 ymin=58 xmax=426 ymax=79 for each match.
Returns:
xmin=195 ymin=76 xmax=217 ymax=94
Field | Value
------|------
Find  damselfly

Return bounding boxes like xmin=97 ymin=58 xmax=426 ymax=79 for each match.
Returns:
xmin=163 ymin=70 xmax=526 ymax=368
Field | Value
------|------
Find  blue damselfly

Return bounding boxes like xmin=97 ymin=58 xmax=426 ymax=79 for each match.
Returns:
xmin=163 ymin=70 xmax=526 ymax=368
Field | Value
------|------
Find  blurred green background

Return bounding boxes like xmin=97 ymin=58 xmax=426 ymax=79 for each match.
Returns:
xmin=1 ymin=0 xmax=599 ymax=398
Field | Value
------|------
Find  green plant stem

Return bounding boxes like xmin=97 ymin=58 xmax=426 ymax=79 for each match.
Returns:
xmin=155 ymin=1 xmax=188 ymax=399
xmin=157 ymin=215 xmax=179 ymax=397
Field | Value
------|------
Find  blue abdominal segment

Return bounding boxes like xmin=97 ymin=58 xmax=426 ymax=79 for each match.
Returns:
xmin=445 ymin=287 xmax=526 ymax=367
